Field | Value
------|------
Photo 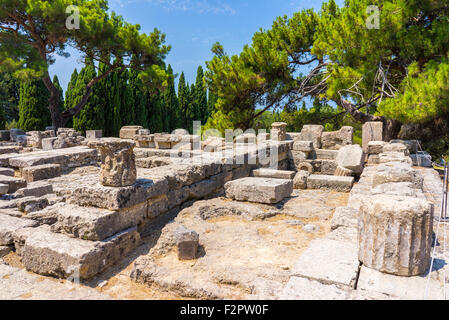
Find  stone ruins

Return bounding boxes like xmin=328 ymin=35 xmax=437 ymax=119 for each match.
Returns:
xmin=0 ymin=122 xmax=446 ymax=300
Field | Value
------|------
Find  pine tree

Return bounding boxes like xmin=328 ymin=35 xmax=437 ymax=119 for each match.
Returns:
xmin=18 ymin=79 xmax=51 ymax=131
xmin=207 ymin=89 xmax=218 ymax=121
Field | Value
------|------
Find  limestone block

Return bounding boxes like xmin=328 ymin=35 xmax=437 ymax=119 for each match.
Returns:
xmin=383 ymin=143 xmax=409 ymax=155
xmin=16 ymin=135 xmax=28 ymax=146
xmin=235 ymin=133 xmax=257 ymax=144
xmin=292 ymin=141 xmax=314 ymax=153
xmin=0 ymin=184 xmax=8 ymax=195
xmin=14 ymin=181 xmax=53 ymax=198
xmin=17 ymin=196 xmax=49 ymax=213
xmin=0 ymin=147 xmax=20 ymax=155
xmin=315 ymin=149 xmax=338 ymax=160
xmin=331 ymin=206 xmax=358 ymax=230
xmin=295 ymin=161 xmax=314 ymax=174
xmin=176 ymin=226 xmax=199 ymax=260
xmin=371 ymin=163 xmax=423 ymax=188
xmin=307 ymin=175 xmax=354 ymax=192
xmin=321 ymin=126 xmax=354 ymax=150
xmin=154 ymin=133 xmax=182 ymax=149
xmin=334 ymin=166 xmax=353 ymax=177
xmin=298 ymin=125 xmax=324 ymax=148
xmin=0 ymin=214 xmax=37 ymax=245
xmin=367 ymin=141 xmax=386 ymax=155
xmin=119 ymin=126 xmax=143 ymax=140
xmin=0 ymin=130 xmax=10 ymax=141
xmin=293 ymin=171 xmax=309 ymax=189
xmin=86 ymin=130 xmax=102 ymax=140
xmin=253 ymin=168 xmax=295 ymax=179
xmin=224 ymin=177 xmax=293 ymax=204
xmin=270 ymin=122 xmax=287 ymax=141
xmin=21 ymin=163 xmax=62 ymax=182
xmin=358 ymin=195 xmax=433 ymax=276
xmin=379 ymin=152 xmax=413 ymax=165
xmin=41 ymin=137 xmax=60 ymax=150
xmin=10 ymin=129 xmax=25 ymax=142
xmin=14 ymin=225 xmax=140 ymax=280
xmin=0 ymin=175 xmax=26 ymax=193
xmin=390 ymin=139 xmax=419 ymax=154
xmin=0 ymin=245 xmax=12 ymax=258
xmin=336 ymin=144 xmax=364 ymax=174
xmin=321 ymin=160 xmax=338 ymax=175
xmin=88 ymin=138 xmax=136 ymax=187
xmin=0 ymin=168 xmax=14 ymax=177
xmin=367 ymin=154 xmax=380 ymax=165
xmin=362 ymin=121 xmax=383 ymax=152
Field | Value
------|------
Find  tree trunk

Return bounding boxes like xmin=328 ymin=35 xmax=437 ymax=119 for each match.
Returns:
xmin=41 ymin=74 xmax=63 ymax=129
xmin=340 ymin=100 xmax=401 ymax=141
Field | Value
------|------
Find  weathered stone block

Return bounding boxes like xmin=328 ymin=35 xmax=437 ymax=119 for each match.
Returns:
xmin=0 ymin=214 xmax=37 ymax=245
xmin=270 ymin=122 xmax=287 ymax=141
xmin=367 ymin=154 xmax=380 ymax=165
xmin=334 ymin=166 xmax=353 ymax=177
xmin=14 ymin=225 xmax=140 ymax=280
xmin=293 ymin=171 xmax=309 ymax=189
xmin=0 ymin=147 xmax=20 ymax=155
xmin=225 ymin=177 xmax=293 ymax=204
xmin=410 ymin=152 xmax=432 ymax=167
xmin=0 ymin=168 xmax=14 ymax=177
xmin=292 ymin=141 xmax=314 ymax=153
xmin=367 ymin=141 xmax=386 ymax=155
xmin=17 ymin=196 xmax=49 ymax=213
xmin=86 ymin=130 xmax=102 ymax=140
xmin=176 ymin=226 xmax=199 ymax=260
xmin=321 ymin=160 xmax=338 ymax=175
xmin=362 ymin=122 xmax=383 ymax=152
xmin=119 ymin=126 xmax=143 ymax=140
xmin=315 ymin=149 xmax=338 ymax=160
xmin=371 ymin=163 xmax=423 ymax=188
xmin=298 ymin=125 xmax=324 ymax=148
xmin=14 ymin=181 xmax=53 ymax=198
xmin=383 ymin=143 xmax=409 ymax=155
xmin=88 ymin=138 xmax=136 ymax=187
xmin=307 ymin=175 xmax=354 ymax=192
xmin=253 ymin=168 xmax=295 ymax=179
xmin=336 ymin=144 xmax=364 ymax=174
xmin=358 ymin=195 xmax=433 ymax=276
xmin=331 ymin=206 xmax=358 ymax=230
xmin=0 ymin=175 xmax=26 ymax=193
xmin=10 ymin=129 xmax=25 ymax=142
xmin=0 ymin=184 xmax=8 ymax=195
xmin=321 ymin=126 xmax=353 ymax=150
xmin=21 ymin=163 xmax=62 ymax=182
xmin=379 ymin=152 xmax=413 ymax=165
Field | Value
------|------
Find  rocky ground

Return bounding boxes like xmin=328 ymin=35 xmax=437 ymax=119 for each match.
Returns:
xmin=0 ymin=189 xmax=348 ymax=300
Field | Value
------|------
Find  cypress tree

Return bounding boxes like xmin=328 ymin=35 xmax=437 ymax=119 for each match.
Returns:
xmin=207 ymin=89 xmax=218 ymax=120
xmin=119 ymin=69 xmax=135 ymax=127
xmin=0 ymin=72 xmax=20 ymax=127
xmin=178 ymin=72 xmax=189 ymax=130
xmin=147 ymin=90 xmax=164 ymax=133
xmin=64 ymin=69 xmax=78 ymax=128
xmin=129 ymin=64 xmax=148 ymax=128
xmin=194 ymin=66 xmax=208 ymax=124
xmin=163 ymin=65 xmax=179 ymax=132
xmin=73 ymin=59 xmax=105 ymax=134
xmin=18 ymin=79 xmax=51 ymax=131
xmin=52 ymin=75 xmax=64 ymax=112
xmin=97 ymin=61 xmax=114 ymax=137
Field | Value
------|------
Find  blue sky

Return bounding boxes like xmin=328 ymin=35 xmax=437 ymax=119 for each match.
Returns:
xmin=50 ymin=0 xmax=344 ymax=92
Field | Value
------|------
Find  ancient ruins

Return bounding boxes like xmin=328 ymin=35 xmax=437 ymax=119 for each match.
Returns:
xmin=0 ymin=122 xmax=445 ymax=300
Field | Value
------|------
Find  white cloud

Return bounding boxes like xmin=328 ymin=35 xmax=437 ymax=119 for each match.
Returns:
xmin=110 ymin=0 xmax=236 ymax=15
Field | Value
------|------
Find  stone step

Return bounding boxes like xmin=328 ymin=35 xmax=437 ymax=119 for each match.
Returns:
xmin=6 ymin=146 xmax=97 ymax=168
xmin=21 ymin=164 xmax=62 ymax=182
xmin=0 ymin=168 xmax=14 ymax=177
xmin=315 ymin=149 xmax=338 ymax=160
xmin=14 ymin=181 xmax=53 ymax=198
xmin=47 ymin=203 xmax=144 ymax=241
xmin=0 ymin=214 xmax=38 ymax=246
xmin=252 ymin=168 xmax=295 ymax=179
xmin=13 ymin=225 xmax=140 ymax=280
xmin=0 ymin=175 xmax=27 ymax=193
xmin=307 ymin=175 xmax=354 ymax=192
xmin=225 ymin=177 xmax=293 ymax=204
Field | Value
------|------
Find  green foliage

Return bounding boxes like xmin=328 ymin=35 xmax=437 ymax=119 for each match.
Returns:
xmin=0 ymin=71 xmax=19 ymax=126
xmin=162 ymin=65 xmax=179 ymax=132
xmin=18 ymin=79 xmax=51 ymax=131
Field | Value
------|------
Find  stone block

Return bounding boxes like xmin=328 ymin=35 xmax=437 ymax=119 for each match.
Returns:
xmin=390 ymin=139 xmax=419 ymax=154
xmin=281 ymin=276 xmax=352 ymax=300
xmin=0 ymin=245 xmax=12 ymax=258
xmin=358 ymin=195 xmax=433 ymax=276
xmin=0 ymin=214 xmax=37 ymax=245
xmin=291 ymin=238 xmax=360 ymax=288
xmin=253 ymin=168 xmax=295 ymax=179
xmin=307 ymin=175 xmax=354 ymax=192
xmin=176 ymin=226 xmax=199 ymax=260
xmin=383 ymin=143 xmax=409 ymax=155
xmin=321 ymin=160 xmax=338 ymax=175
xmin=367 ymin=154 xmax=380 ymax=165
xmin=14 ymin=225 xmax=140 ymax=280
xmin=331 ymin=206 xmax=358 ymax=230
xmin=371 ymin=163 xmax=423 ymax=188
xmin=315 ymin=149 xmax=338 ymax=160
xmin=292 ymin=141 xmax=314 ymax=153
xmin=334 ymin=166 xmax=353 ymax=177
xmin=86 ymin=130 xmax=102 ymax=140
xmin=298 ymin=125 xmax=324 ymax=148
xmin=367 ymin=141 xmax=386 ymax=155
xmin=88 ymin=138 xmax=136 ymax=187
xmin=17 ymin=196 xmax=49 ymax=213
xmin=0 ymin=146 xmax=21 ymax=155
xmin=362 ymin=122 xmax=383 ymax=152
xmin=0 ymin=168 xmax=14 ymax=177
xmin=336 ymin=144 xmax=364 ymax=174
xmin=0 ymin=184 xmax=8 ymax=195
xmin=293 ymin=171 xmax=309 ymax=189
xmin=0 ymin=130 xmax=10 ymax=141
xmin=379 ymin=152 xmax=413 ymax=165
xmin=14 ymin=181 xmax=53 ymax=198
xmin=321 ymin=126 xmax=353 ymax=150
xmin=0 ymin=175 xmax=26 ymax=193
xmin=410 ymin=152 xmax=432 ymax=167
xmin=10 ymin=128 xmax=25 ymax=142
xmin=21 ymin=163 xmax=62 ymax=182
xmin=119 ymin=126 xmax=143 ymax=140
xmin=224 ymin=177 xmax=293 ymax=204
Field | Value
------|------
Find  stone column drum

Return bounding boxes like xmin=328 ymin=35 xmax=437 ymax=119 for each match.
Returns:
xmin=88 ymin=138 xmax=137 ymax=187
xmin=270 ymin=122 xmax=287 ymax=141
xmin=358 ymin=195 xmax=433 ymax=276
